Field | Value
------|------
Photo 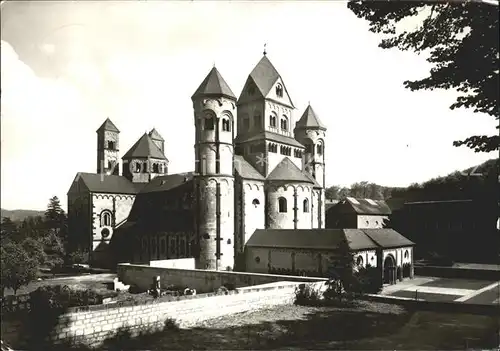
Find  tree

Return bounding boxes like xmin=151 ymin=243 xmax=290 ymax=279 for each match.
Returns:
xmin=1 ymin=216 xmax=18 ymax=244
xmin=22 ymin=237 xmax=47 ymax=266
xmin=327 ymin=237 xmax=356 ymax=295
xmin=45 ymin=196 xmax=68 ymax=250
xmin=348 ymin=1 xmax=499 ymax=152
xmin=1 ymin=241 xmax=39 ymax=296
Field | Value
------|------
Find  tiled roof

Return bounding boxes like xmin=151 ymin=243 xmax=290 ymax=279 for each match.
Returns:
xmin=122 ymin=133 xmax=167 ymax=160
xmin=337 ymin=197 xmax=392 ymax=215
xmin=295 ymin=105 xmax=327 ymax=130
xmin=246 ymin=228 xmax=413 ymax=251
xmin=148 ymin=128 xmax=164 ymax=142
xmin=361 ymin=229 xmax=415 ymax=248
xmin=69 ymin=172 xmax=139 ymax=194
xmin=140 ymin=172 xmax=195 ymax=193
xmin=234 ymin=155 xmax=265 ymax=181
xmin=96 ymin=118 xmax=119 ymax=133
xmin=235 ymin=131 xmax=305 ymax=148
xmin=191 ymin=67 xmax=236 ymax=100
xmin=247 ymin=229 xmax=378 ymax=251
xmin=267 ymin=157 xmax=314 ymax=184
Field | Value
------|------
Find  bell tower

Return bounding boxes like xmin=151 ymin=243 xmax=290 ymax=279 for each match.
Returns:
xmin=96 ymin=118 xmax=120 ymax=176
xmin=192 ymin=66 xmax=237 ymax=271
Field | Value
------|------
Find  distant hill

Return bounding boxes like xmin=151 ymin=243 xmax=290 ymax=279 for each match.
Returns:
xmin=1 ymin=208 xmax=45 ymax=222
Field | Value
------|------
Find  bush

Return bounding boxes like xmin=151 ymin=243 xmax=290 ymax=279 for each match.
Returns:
xmin=353 ymin=265 xmax=383 ymax=294
xmin=294 ymin=283 xmax=322 ymax=305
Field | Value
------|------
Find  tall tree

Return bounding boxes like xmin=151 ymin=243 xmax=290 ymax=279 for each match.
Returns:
xmin=1 ymin=241 xmax=39 ymax=296
xmin=348 ymin=1 xmax=499 ymax=152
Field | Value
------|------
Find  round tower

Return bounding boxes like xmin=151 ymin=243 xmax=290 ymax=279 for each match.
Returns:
xmin=192 ymin=66 xmax=237 ymax=271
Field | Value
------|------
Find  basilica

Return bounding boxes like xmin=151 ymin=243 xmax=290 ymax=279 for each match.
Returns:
xmin=68 ymin=53 xmax=414 ymax=281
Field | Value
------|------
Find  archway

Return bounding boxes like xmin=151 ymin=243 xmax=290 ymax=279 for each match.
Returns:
xmin=383 ymin=255 xmax=397 ymax=285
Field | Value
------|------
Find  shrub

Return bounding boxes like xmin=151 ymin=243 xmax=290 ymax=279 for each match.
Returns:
xmin=294 ymin=283 xmax=322 ymax=305
xmin=352 ymin=265 xmax=383 ymax=294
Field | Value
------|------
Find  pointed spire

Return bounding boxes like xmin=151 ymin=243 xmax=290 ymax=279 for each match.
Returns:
xmin=263 ymin=43 xmax=267 ymax=56
xmin=191 ymin=66 xmax=236 ymax=101
xmin=96 ymin=117 xmax=120 ymax=133
xmin=296 ymin=105 xmax=327 ymax=131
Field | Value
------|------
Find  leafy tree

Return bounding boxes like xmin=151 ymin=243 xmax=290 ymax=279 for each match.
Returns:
xmin=348 ymin=1 xmax=499 ymax=152
xmin=1 ymin=216 xmax=20 ymax=244
xmin=327 ymin=237 xmax=356 ymax=296
xmin=19 ymin=215 xmax=47 ymax=239
xmin=22 ymin=237 xmax=47 ymax=266
xmin=1 ymin=241 xmax=39 ymax=296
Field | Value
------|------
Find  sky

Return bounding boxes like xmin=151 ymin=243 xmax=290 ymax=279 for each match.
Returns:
xmin=0 ymin=1 xmax=497 ymax=211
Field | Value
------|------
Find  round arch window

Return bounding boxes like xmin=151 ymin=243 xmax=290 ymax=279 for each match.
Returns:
xmin=252 ymin=199 xmax=260 ymax=208
xmin=404 ymin=250 xmax=409 ymax=259
xmin=255 ymin=256 xmax=260 ymax=263
xmin=101 ymin=228 xmax=110 ymax=239
xmin=356 ymin=256 xmax=364 ymax=266
xmin=203 ymin=233 xmax=210 ymax=240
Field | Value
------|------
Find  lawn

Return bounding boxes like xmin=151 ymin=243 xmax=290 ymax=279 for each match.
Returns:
xmin=420 ymin=278 xmax=494 ymax=290
xmin=389 ymin=290 xmax=462 ymax=302
xmin=95 ymin=301 xmax=500 ymax=350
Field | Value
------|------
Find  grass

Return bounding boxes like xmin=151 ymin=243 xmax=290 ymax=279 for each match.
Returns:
xmin=420 ymin=278 xmax=494 ymax=290
xmin=88 ymin=301 xmax=499 ymax=350
xmin=389 ymin=290 xmax=463 ymax=302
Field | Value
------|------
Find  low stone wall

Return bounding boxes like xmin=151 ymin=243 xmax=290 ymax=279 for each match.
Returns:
xmin=45 ymin=281 xmax=317 ymax=348
xmin=415 ymin=266 xmax=500 ymax=281
xmin=117 ymin=263 xmax=327 ymax=293
xmin=149 ymin=258 xmax=196 ymax=269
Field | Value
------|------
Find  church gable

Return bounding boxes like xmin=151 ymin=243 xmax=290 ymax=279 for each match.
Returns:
xmin=236 ymin=77 xmax=264 ymax=106
xmin=265 ymin=76 xmax=294 ymax=109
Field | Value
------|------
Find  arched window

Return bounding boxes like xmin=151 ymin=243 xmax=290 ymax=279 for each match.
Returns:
xmin=280 ymin=117 xmax=288 ymax=131
xmin=276 ymin=84 xmax=283 ymax=97
xmin=317 ymin=143 xmax=323 ymax=155
xmin=404 ymin=250 xmax=409 ymax=259
xmin=134 ymin=162 xmax=142 ymax=173
xmin=107 ymin=141 xmax=115 ymax=150
xmin=204 ymin=116 xmax=215 ymax=130
xmin=269 ymin=115 xmax=277 ymax=128
xmin=222 ymin=118 xmax=231 ymax=132
xmin=278 ymin=197 xmax=287 ymax=213
xmin=152 ymin=163 xmax=159 ymax=173
xmin=356 ymin=256 xmax=364 ymax=266
xmin=101 ymin=211 xmax=112 ymax=227
xmin=303 ymin=199 xmax=309 ymax=213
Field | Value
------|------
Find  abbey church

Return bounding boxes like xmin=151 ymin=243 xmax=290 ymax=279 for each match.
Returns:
xmin=68 ymin=53 xmax=414 ymax=281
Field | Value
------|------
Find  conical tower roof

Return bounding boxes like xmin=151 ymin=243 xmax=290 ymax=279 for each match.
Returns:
xmin=122 ymin=133 xmax=167 ymax=160
xmin=148 ymin=128 xmax=164 ymax=142
xmin=96 ymin=117 xmax=120 ymax=133
xmin=191 ymin=66 xmax=236 ymax=100
xmin=295 ymin=104 xmax=327 ymax=131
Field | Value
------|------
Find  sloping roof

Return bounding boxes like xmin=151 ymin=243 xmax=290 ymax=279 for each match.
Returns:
xmin=295 ymin=105 xmax=327 ymax=130
xmin=139 ymin=172 xmax=195 ymax=193
xmin=325 ymin=200 xmax=340 ymax=211
xmin=122 ymin=133 xmax=167 ymax=160
xmin=340 ymin=197 xmax=392 ymax=215
xmin=96 ymin=118 xmax=119 ymax=133
xmin=191 ymin=67 xmax=236 ymax=100
xmin=267 ymin=157 xmax=314 ymax=184
xmin=248 ymin=55 xmax=280 ymax=98
xmin=148 ymin=128 xmax=164 ymax=142
xmin=235 ymin=131 xmax=305 ymax=148
xmin=246 ymin=229 xmax=378 ymax=251
xmin=234 ymin=155 xmax=265 ymax=181
xmin=246 ymin=228 xmax=413 ymax=251
xmin=361 ymin=229 xmax=415 ymax=248
xmin=303 ymin=170 xmax=322 ymax=188
xmin=70 ymin=173 xmax=139 ymax=194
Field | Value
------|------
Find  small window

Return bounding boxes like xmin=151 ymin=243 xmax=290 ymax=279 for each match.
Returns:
xmin=227 ymin=238 xmax=232 ymax=245
xmin=252 ymin=199 xmax=260 ymax=208
xmin=356 ymin=256 xmax=364 ymax=266
xmin=107 ymin=141 xmax=115 ymax=150
xmin=101 ymin=211 xmax=112 ymax=227
xmin=317 ymin=144 xmax=323 ymax=155
xmin=276 ymin=84 xmax=283 ymax=98
xmin=152 ymin=163 xmax=159 ymax=173
xmin=134 ymin=162 xmax=142 ymax=173
xmin=222 ymin=118 xmax=231 ymax=132
xmin=269 ymin=115 xmax=277 ymax=128
xmin=404 ymin=250 xmax=409 ymax=259
xmin=204 ymin=116 xmax=215 ymax=130
xmin=278 ymin=197 xmax=287 ymax=213
xmin=280 ymin=117 xmax=288 ymax=131
xmin=303 ymin=199 xmax=309 ymax=213
xmin=203 ymin=233 xmax=210 ymax=240
xmin=255 ymin=256 xmax=261 ymax=263
xmin=101 ymin=228 xmax=110 ymax=238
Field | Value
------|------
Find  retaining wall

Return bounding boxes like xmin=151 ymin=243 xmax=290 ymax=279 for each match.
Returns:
xmin=117 ymin=263 xmax=327 ymax=293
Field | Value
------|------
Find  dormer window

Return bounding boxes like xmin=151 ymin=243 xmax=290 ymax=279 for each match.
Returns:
xmin=222 ymin=118 xmax=231 ymax=132
xmin=276 ymin=84 xmax=283 ymax=98
xmin=204 ymin=116 xmax=215 ymax=130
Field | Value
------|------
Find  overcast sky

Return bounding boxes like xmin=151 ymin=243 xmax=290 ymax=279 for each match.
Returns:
xmin=1 ymin=1 xmax=496 ymax=211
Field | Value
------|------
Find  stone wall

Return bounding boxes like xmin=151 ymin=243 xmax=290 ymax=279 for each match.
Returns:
xmin=35 ymin=281 xmax=321 ymax=348
xmin=117 ymin=263 xmax=327 ymax=292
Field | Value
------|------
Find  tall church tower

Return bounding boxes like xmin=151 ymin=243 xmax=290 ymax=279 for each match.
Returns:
xmin=191 ymin=67 xmax=236 ymax=271
xmin=294 ymin=104 xmax=327 ymax=188
xmin=96 ymin=118 xmax=120 ymax=175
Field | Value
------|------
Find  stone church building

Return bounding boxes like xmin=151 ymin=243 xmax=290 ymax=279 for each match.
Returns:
xmin=68 ymin=53 xmax=414 ymax=282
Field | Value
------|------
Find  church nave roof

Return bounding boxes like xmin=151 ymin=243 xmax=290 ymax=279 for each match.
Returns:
xmin=266 ymin=157 xmax=315 ymax=184
xmin=122 ymin=133 xmax=168 ymax=160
